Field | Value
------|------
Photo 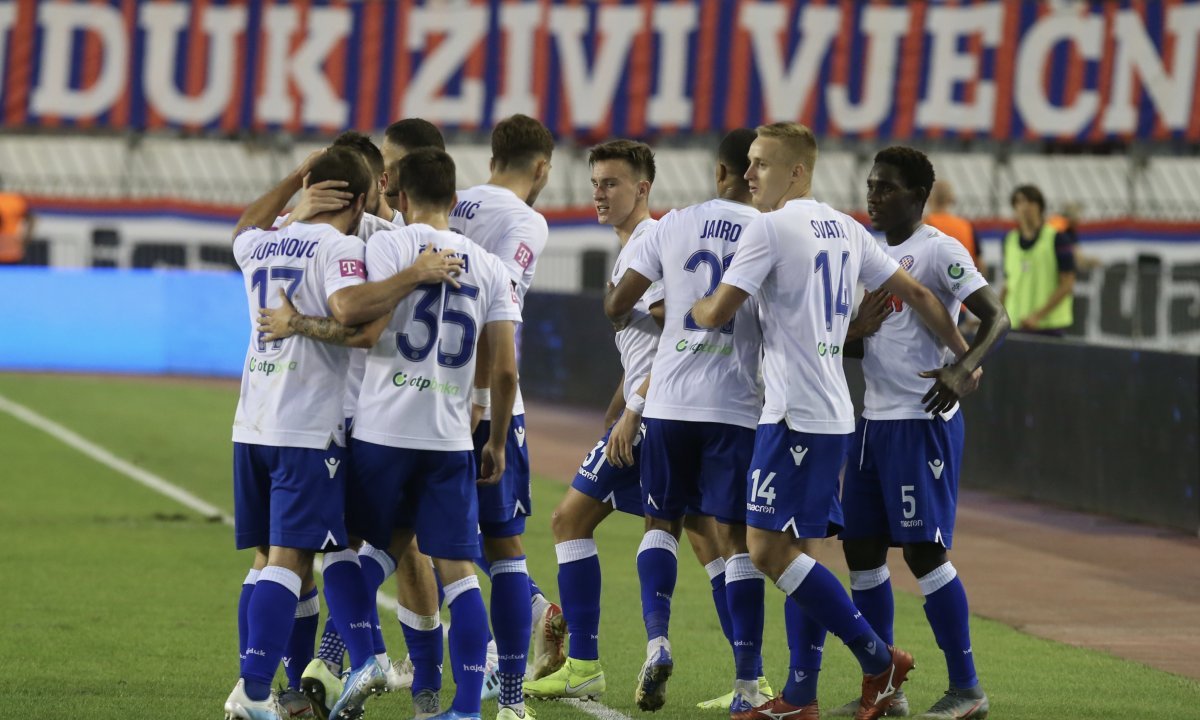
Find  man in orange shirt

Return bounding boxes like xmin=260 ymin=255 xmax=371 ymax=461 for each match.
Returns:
xmin=0 ymin=182 xmax=33 ymax=264
xmin=925 ymin=180 xmax=986 ymax=277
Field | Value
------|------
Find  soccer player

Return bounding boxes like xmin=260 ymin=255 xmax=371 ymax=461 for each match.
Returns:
xmin=523 ymin=139 xmax=671 ymax=706
xmin=382 ymin=118 xmax=447 ymax=217
xmin=264 ymin=148 xmax=521 ymax=720
xmin=271 ymin=131 xmax=408 ymax=714
xmin=827 ymin=147 xmax=1008 ymax=720
xmin=445 ymin=114 xmax=560 ymax=718
xmin=225 ymin=147 xmax=440 ymax=720
xmin=689 ymin=123 xmax=987 ymax=720
xmin=603 ymin=128 xmax=775 ymax=715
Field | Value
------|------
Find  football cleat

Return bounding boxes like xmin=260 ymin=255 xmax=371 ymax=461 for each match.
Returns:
xmin=917 ymin=686 xmax=989 ymax=719
xmin=411 ymin=687 xmax=441 ymax=720
xmin=527 ymin=597 xmax=567 ymax=680
xmin=300 ymin=659 xmax=343 ymax=720
xmin=828 ymin=690 xmax=909 ymax=717
xmin=328 ymin=658 xmax=386 ymax=720
xmin=698 ymin=677 xmax=775 ymax=710
xmin=523 ymin=658 xmax=606 ymax=700
xmin=224 ymin=679 xmax=285 ymax=720
xmin=731 ymin=696 xmax=819 ymax=720
xmin=855 ymin=647 xmax=916 ymax=720
xmin=633 ymin=640 xmax=673 ymax=712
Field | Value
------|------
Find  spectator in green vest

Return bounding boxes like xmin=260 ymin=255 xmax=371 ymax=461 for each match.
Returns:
xmin=1000 ymin=184 xmax=1076 ymax=335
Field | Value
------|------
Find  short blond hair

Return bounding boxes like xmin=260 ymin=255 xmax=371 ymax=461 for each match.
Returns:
xmin=755 ymin=122 xmax=818 ymax=173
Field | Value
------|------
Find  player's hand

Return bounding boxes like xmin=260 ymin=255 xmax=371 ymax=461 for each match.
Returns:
xmin=470 ymin=403 xmax=485 ymax=433
xmin=850 ymin=288 xmax=894 ymax=339
xmin=478 ymin=440 xmax=506 ymax=485
xmin=287 ymin=178 xmax=352 ymax=224
xmin=411 ymin=243 xmax=464 ymax=288
xmin=918 ymin=362 xmax=976 ymax=414
xmin=294 ymin=149 xmax=326 ymax=180
xmin=258 ymin=288 xmax=299 ymax=341
xmin=606 ymin=281 xmax=632 ymax=331
xmin=1019 ymin=315 xmax=1041 ymax=331
xmin=604 ymin=408 xmax=640 ymax=468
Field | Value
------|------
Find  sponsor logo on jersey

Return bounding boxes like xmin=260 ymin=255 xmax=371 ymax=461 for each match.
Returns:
xmin=747 ymin=502 xmax=776 ymax=515
xmin=514 ymin=242 xmax=535 ymax=270
xmin=789 ymin=444 xmax=809 ymax=466
xmin=947 ymin=262 xmax=965 ymax=279
xmin=899 ymin=254 xmax=915 ymax=270
xmin=325 ymin=457 xmax=341 ymax=478
xmin=675 ymin=339 xmax=734 ymax=355
xmin=816 ymin=341 xmax=842 ymax=357
xmin=928 ymin=458 xmax=945 ymax=479
xmin=391 ymin=371 xmax=461 ymax=396
xmin=247 ymin=358 xmax=299 ymax=375
xmin=339 ymin=258 xmax=365 ymax=278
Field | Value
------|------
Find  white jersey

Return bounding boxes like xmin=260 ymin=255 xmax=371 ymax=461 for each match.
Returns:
xmin=231 ymin=222 xmax=366 ymax=449
xmin=448 ymin=184 xmax=549 ymax=419
xmin=723 ymin=198 xmax=900 ymax=434
xmin=353 ymin=224 xmax=522 ymax=451
xmin=613 ymin=218 xmax=664 ymax=404
xmin=628 ymin=199 xmax=763 ymax=429
xmin=863 ymin=225 xmax=987 ymax=421
xmin=343 ymin=212 xmax=401 ymax=421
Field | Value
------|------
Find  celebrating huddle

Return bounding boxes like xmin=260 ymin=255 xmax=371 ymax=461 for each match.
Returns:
xmin=223 ymin=115 xmax=1009 ymax=720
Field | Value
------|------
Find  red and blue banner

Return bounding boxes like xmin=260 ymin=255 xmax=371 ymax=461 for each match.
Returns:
xmin=2 ymin=0 xmax=1199 ymax=141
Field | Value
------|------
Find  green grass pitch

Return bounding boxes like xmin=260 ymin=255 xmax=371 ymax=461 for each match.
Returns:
xmin=0 ymin=373 xmax=1196 ymax=719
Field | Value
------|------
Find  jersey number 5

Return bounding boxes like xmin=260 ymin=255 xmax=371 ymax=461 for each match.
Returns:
xmin=397 ymin=283 xmax=480 ymax=368
xmin=683 ymin=249 xmax=735 ymax=334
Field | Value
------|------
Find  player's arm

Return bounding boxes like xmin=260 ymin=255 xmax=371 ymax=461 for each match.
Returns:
xmin=234 ymin=150 xmax=324 ymax=239
xmin=605 ymin=373 xmax=648 ymax=468
xmin=604 ymin=269 xmax=654 ymax=329
xmin=958 ymin=285 xmax=1010 ymax=366
xmin=649 ymin=299 xmax=665 ymax=329
xmin=691 ymin=283 xmax=750 ymax=330
xmin=327 ymin=244 xmax=463 ymax=326
xmin=844 ymin=288 xmax=894 ymax=359
xmin=603 ymin=374 xmax=626 ymax=430
xmin=479 ymin=320 xmax=518 ymax=485
xmin=471 ymin=330 xmax=492 ymax=432
xmin=258 ymin=288 xmax=389 ymax=349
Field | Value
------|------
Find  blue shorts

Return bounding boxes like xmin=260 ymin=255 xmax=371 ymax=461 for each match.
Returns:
xmin=347 ymin=438 xmax=480 ymax=560
xmin=232 ymin=442 xmax=348 ymax=551
xmin=641 ymin=419 xmax=756 ymax=524
xmin=570 ymin=423 xmax=645 ymax=516
xmin=472 ymin=415 xmax=532 ymax=538
xmin=840 ymin=414 xmax=965 ymax=548
xmin=744 ymin=423 xmax=850 ymax=538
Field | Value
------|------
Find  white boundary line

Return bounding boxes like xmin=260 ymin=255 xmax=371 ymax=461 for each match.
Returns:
xmin=0 ymin=391 xmax=634 ymax=720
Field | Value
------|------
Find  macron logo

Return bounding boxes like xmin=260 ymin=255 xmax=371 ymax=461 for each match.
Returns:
xmin=325 ymin=458 xmax=340 ymax=478
xmin=515 ymin=427 xmax=526 ymax=448
xmin=928 ymin=459 xmax=944 ymax=479
xmin=789 ymin=444 xmax=809 ymax=466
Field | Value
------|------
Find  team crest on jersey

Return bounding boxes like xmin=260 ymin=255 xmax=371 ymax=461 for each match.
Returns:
xmin=899 ymin=255 xmax=915 ymax=271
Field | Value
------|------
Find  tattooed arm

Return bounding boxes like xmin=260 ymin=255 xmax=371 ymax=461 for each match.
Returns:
xmin=258 ymin=288 xmax=388 ymax=349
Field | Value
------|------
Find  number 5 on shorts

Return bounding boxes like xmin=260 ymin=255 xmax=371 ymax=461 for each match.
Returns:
xmin=901 ymin=484 xmax=916 ymax=519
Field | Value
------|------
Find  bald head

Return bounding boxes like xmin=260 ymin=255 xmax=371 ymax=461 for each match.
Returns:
xmin=929 ymin=180 xmax=955 ymax=212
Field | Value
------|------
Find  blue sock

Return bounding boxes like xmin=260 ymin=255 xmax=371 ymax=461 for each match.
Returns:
xmin=557 ymin=539 xmax=602 ymax=661
xmin=315 ymin=617 xmax=346 ymax=671
xmin=636 ymin=530 xmax=679 ymax=641
xmin=359 ymin=544 xmax=397 ymax=656
xmin=850 ymin=565 xmax=895 ymax=646
xmin=705 ymin=559 xmax=734 ymax=648
xmin=920 ymin=564 xmax=979 ymax=689
xmin=778 ymin=554 xmax=890 ymax=675
xmin=782 ymin=597 xmax=825 ymax=706
xmin=398 ymin=605 xmax=443 ymax=694
xmin=238 ymin=569 xmax=259 ymax=662
xmin=725 ymin=553 xmax=765 ymax=682
xmin=285 ymin=588 xmax=320 ymax=689
xmin=445 ymin=576 xmax=488 ymax=715
xmin=242 ymin=566 xmax=301 ymax=701
xmin=529 ymin=575 xmax=544 ymax=599
xmin=321 ymin=550 xmax=375 ymax=668
xmin=491 ymin=557 xmax=533 ymax=706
